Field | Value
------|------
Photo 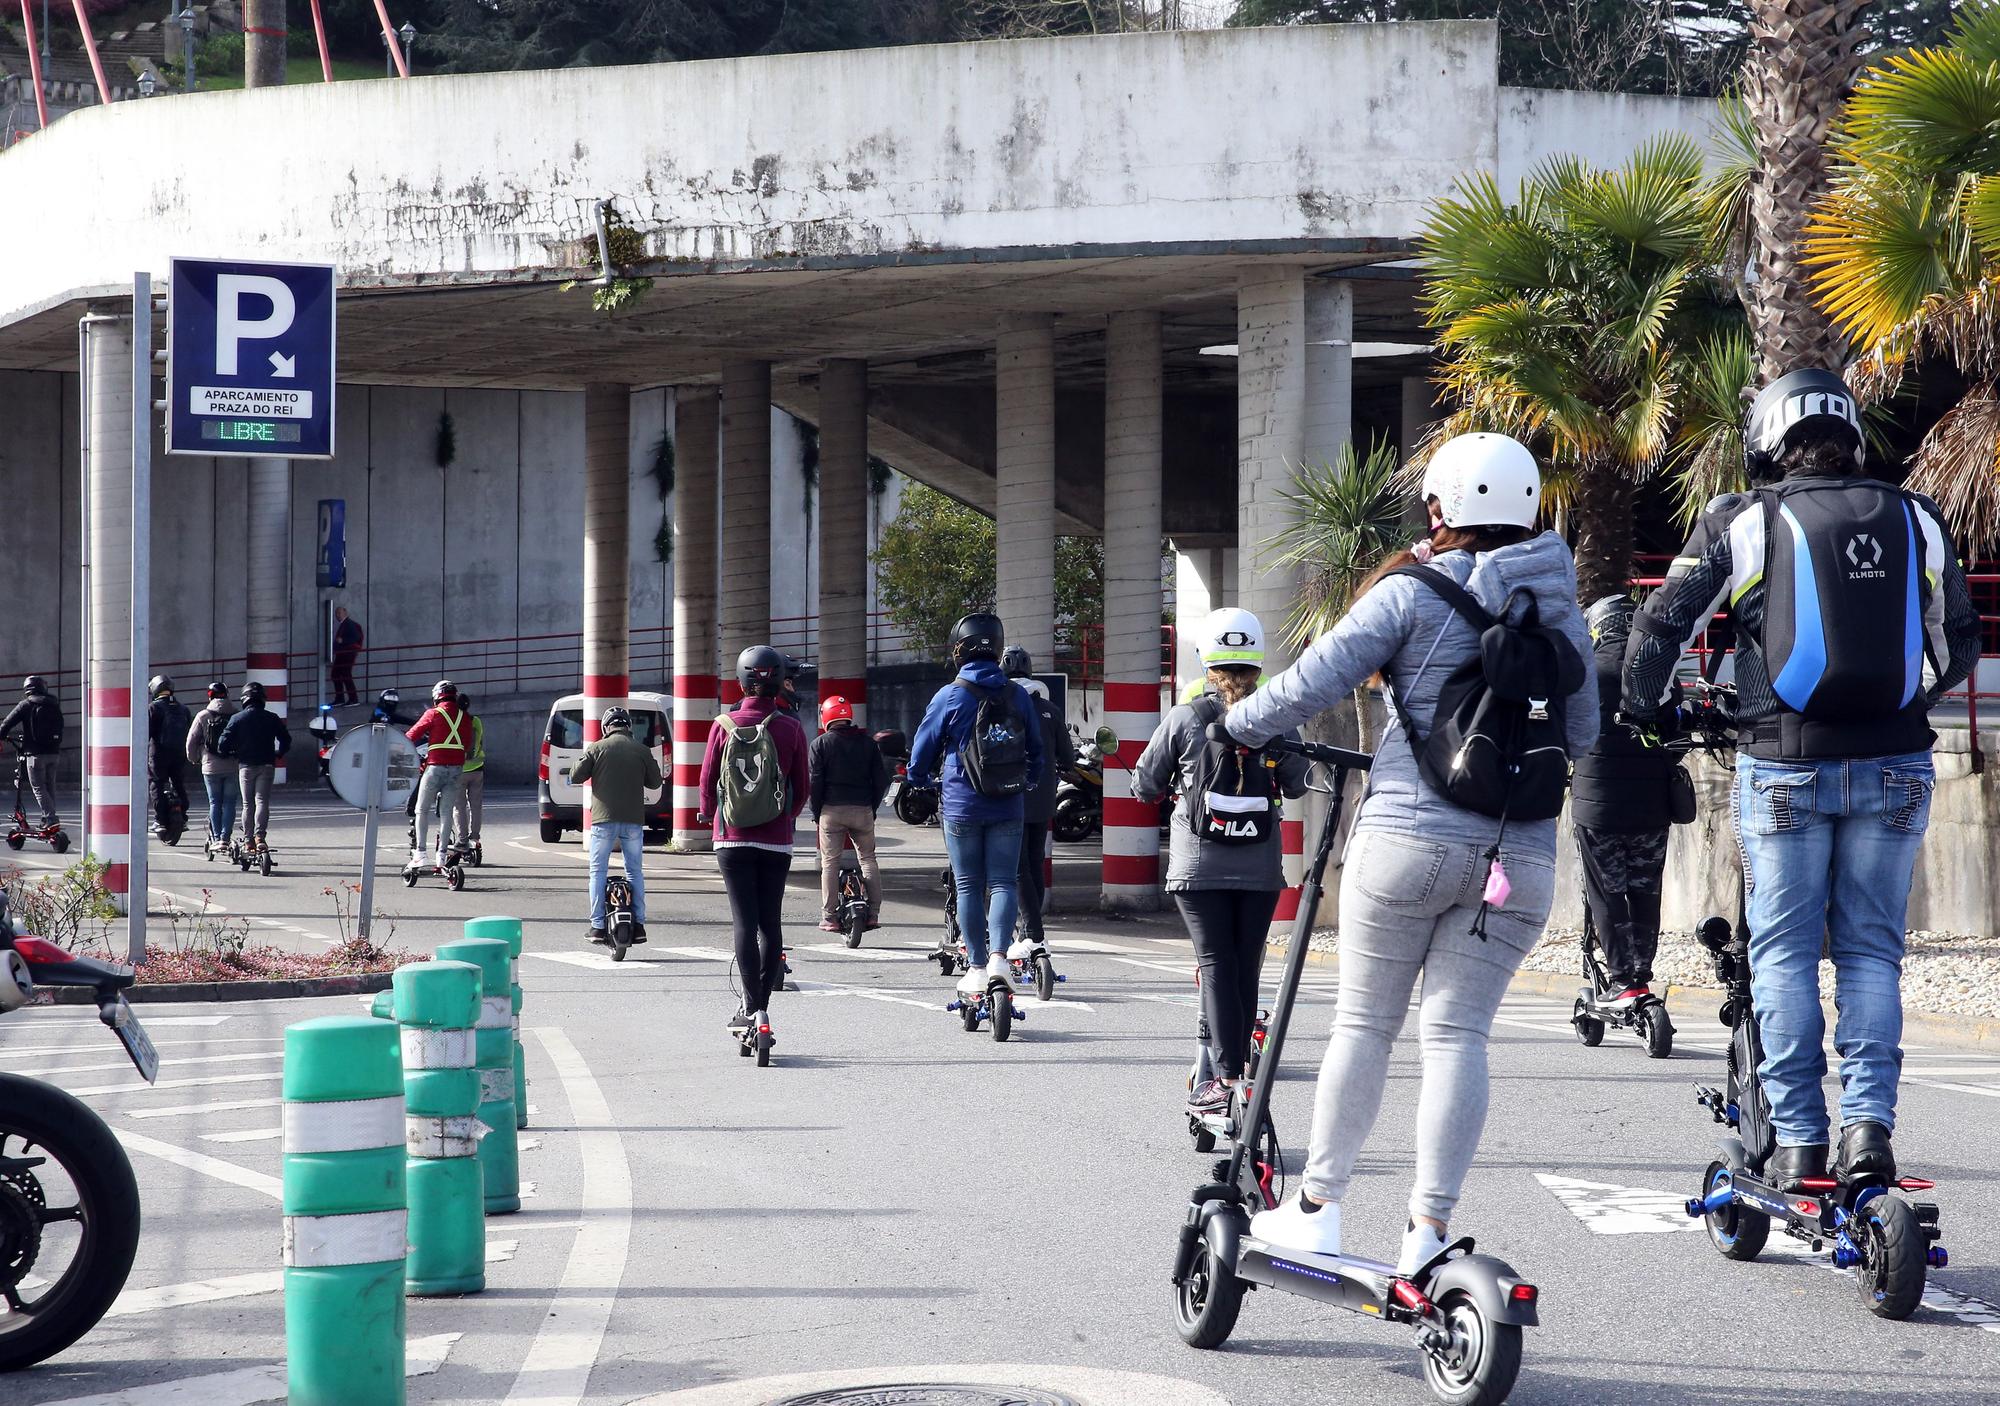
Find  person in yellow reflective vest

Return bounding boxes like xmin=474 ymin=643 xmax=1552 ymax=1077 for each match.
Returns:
xmin=456 ymin=692 xmax=487 ymax=865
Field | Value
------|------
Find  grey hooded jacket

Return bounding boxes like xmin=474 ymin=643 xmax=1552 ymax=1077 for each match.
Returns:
xmin=185 ymin=698 xmax=237 ymax=778
xmin=1226 ymin=532 xmax=1599 ymax=861
xmin=1132 ymin=689 xmax=1309 ymax=891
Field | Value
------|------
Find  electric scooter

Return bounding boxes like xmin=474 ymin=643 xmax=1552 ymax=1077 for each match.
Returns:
xmin=401 ymin=848 xmax=466 ymax=891
xmin=1171 ymin=733 xmax=1540 ymax=1406
xmin=947 ymin=963 xmax=1025 ymax=1041
xmin=4 ymin=749 xmax=69 ymax=854
xmin=1569 ymin=906 xmax=1674 ymax=1058
xmin=931 ymin=867 xmax=967 ymax=979
xmin=1187 ymin=990 xmax=1270 ymax=1156
xmin=834 ymin=843 xmax=870 ymax=949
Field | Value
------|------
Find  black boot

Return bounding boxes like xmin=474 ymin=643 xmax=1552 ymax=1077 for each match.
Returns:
xmin=1837 ymin=1121 xmax=1897 ymax=1184
xmin=1768 ymin=1143 xmax=1829 ymax=1192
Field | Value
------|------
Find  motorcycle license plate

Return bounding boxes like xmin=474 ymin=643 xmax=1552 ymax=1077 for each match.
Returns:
xmin=104 ymin=996 xmax=160 ymax=1083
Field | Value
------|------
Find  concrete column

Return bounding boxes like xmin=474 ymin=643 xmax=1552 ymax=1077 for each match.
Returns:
xmin=818 ymin=359 xmax=870 ymax=726
xmin=1303 ymin=278 xmax=1354 ymax=466
xmin=995 ymin=313 xmax=1056 ymax=664
xmin=671 ymin=386 xmax=720 ymax=848
xmin=245 ymin=458 xmax=290 ymax=783
xmin=1100 ymin=312 xmax=1164 ymax=912
xmin=242 ymin=0 xmax=287 ymax=88
xmin=582 ymin=384 xmax=631 ymax=758
xmin=718 ymin=360 xmax=772 ymax=702
xmin=1171 ymin=545 xmax=1237 ymax=696
xmin=1400 ymin=374 xmax=1440 ymax=467
xmin=85 ymin=311 xmax=134 ymax=912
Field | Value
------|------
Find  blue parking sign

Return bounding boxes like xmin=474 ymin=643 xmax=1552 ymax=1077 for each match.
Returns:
xmin=167 ymin=257 xmax=336 ymax=459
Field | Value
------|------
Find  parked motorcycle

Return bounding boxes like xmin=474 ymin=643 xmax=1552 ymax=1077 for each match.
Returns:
xmin=878 ymin=729 xmax=941 ymax=827
xmin=0 ymin=889 xmax=154 ymax=1371
xmin=1052 ymin=727 xmax=1104 ymax=843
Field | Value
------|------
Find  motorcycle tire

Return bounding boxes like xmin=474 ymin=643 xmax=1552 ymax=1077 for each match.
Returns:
xmin=0 ymin=1073 xmax=142 ymax=1372
xmin=1051 ymin=805 xmax=1095 ymax=845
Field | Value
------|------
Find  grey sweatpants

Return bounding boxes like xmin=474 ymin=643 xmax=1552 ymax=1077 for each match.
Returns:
xmin=415 ymin=763 xmax=465 ymax=857
xmin=456 ymin=768 xmax=485 ymax=844
xmin=1303 ymin=828 xmax=1555 ymax=1225
xmin=238 ymin=764 xmax=275 ymax=842
xmin=22 ymin=753 xmax=58 ymax=828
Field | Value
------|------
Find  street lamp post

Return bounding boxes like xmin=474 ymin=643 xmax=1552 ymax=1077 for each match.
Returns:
xmin=400 ymin=22 xmax=416 ymax=75
xmin=177 ymin=8 xmax=196 ymax=93
xmin=138 ymin=70 xmax=156 ymax=98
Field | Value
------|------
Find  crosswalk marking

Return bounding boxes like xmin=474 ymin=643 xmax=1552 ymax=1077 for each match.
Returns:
xmin=128 ymin=1095 xmax=283 ymax=1120
xmin=200 ymin=1128 xmax=280 ymax=1144
xmin=113 ymin=1129 xmax=282 ymax=1201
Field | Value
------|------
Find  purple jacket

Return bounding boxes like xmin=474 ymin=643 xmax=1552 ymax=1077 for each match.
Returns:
xmin=698 ymin=697 xmax=810 ymax=847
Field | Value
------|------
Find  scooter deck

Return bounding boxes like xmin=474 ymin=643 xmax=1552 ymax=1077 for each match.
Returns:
xmin=1237 ymin=1238 xmax=1404 ymax=1315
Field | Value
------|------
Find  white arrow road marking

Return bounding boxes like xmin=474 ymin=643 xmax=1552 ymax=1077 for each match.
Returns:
xmin=504 ymin=1028 xmax=632 ymax=1406
xmin=1534 ymin=1173 xmax=1706 ymax=1234
xmin=114 ymin=1129 xmax=282 ymax=1201
xmin=34 ymin=1333 xmax=459 ymax=1404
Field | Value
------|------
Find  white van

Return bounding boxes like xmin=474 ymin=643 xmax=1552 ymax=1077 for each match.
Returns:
xmin=537 ymin=691 xmax=672 ymax=843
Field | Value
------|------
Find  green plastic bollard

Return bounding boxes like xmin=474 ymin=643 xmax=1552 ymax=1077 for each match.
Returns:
xmin=433 ymin=937 xmax=519 ymax=1214
xmin=463 ymin=915 xmax=527 ymax=1129
xmin=393 ymin=960 xmax=485 ymax=1295
xmin=369 ymin=988 xmax=396 ymax=1021
xmin=283 ymin=1015 xmax=407 ymax=1406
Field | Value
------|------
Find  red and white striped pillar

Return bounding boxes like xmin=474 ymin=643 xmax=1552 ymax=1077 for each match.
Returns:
xmin=671 ymin=386 xmax=720 ymax=847
xmin=718 ymin=360 xmax=772 ymax=698
xmin=245 ymin=457 xmax=290 ymax=782
xmin=85 ymin=310 xmax=135 ymax=911
xmin=1100 ymin=311 xmax=1164 ymax=910
xmin=817 ymin=358 xmax=869 ymax=727
xmin=582 ymin=386 xmax=632 ymax=815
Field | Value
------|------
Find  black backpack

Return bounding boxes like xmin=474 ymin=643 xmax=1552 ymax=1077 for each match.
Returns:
xmin=201 ymin=709 xmax=229 ymax=758
xmin=1387 ymin=567 xmax=1585 ymax=823
xmin=155 ymin=699 xmax=191 ymax=752
xmin=1187 ymin=696 xmax=1279 ymax=846
xmin=954 ymin=680 xmax=1029 ymax=799
xmin=24 ymin=697 xmax=62 ymax=752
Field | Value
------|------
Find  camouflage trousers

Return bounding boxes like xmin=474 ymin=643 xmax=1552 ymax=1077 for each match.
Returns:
xmin=1574 ymin=825 xmax=1668 ymax=988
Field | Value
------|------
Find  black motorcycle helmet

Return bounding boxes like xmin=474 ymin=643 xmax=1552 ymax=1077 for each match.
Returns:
xmin=1002 ymin=645 xmax=1033 ymax=679
xmin=949 ymin=612 xmax=1004 ymax=665
xmin=601 ymin=705 xmax=631 ymax=733
xmin=21 ymin=676 xmax=45 ymax=696
xmin=207 ymin=681 xmax=227 ymax=701
xmin=737 ymin=645 xmax=786 ymax=698
xmin=149 ymin=675 xmax=174 ymax=699
xmin=1745 ymin=368 xmax=1863 ymax=482
xmin=240 ymin=681 xmax=266 ymax=708
xmin=1585 ymin=594 xmax=1636 ymax=647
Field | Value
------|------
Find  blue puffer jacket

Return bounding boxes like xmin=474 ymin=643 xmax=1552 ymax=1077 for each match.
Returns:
xmin=908 ymin=659 xmax=1045 ymax=825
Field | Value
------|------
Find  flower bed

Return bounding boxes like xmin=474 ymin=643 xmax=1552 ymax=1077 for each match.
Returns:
xmin=128 ymin=937 xmax=424 ymax=985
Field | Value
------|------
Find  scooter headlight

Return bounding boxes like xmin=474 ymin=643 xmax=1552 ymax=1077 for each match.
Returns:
xmin=0 ymin=950 xmax=34 ymax=1012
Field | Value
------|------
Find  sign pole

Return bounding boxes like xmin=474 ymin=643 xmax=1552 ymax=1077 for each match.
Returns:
xmin=128 ymin=274 xmax=151 ymax=966
xmin=357 ymin=719 xmax=384 ymax=946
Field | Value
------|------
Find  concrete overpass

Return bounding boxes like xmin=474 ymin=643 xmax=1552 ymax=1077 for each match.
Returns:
xmin=0 ymin=21 xmax=1711 ymax=912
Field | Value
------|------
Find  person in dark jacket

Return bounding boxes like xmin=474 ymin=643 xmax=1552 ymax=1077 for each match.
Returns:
xmin=809 ymin=695 xmax=892 ymax=930
xmin=1002 ymin=646 xmax=1074 ymax=955
xmin=1570 ymin=595 xmax=1678 ymax=1007
xmin=146 ymin=676 xmax=192 ymax=837
xmin=331 ymin=606 xmax=364 ymax=706
xmin=217 ymin=682 xmax=291 ymax=852
xmin=1 ymin=676 xmax=63 ymax=829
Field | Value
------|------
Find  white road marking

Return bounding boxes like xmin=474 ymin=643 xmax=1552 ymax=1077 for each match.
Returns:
xmin=63 ymin=1070 xmax=281 ymax=1099
xmin=114 ymin=1129 xmax=282 ymax=1201
xmin=487 ymin=1238 xmax=519 ymax=1263
xmin=128 ymin=1095 xmax=283 ymax=1120
xmin=200 ymin=1127 xmax=280 ymax=1144
xmin=504 ymin=1027 xmax=632 ymax=1406
xmin=520 ymin=1180 xmax=539 ymax=1199
xmin=42 ymin=1050 xmax=283 ymax=1079
xmin=1534 ymin=1173 xmax=1705 ymax=1235
xmin=10 ymin=1014 xmax=233 ymax=1028
xmin=658 ymin=946 xmax=732 ymax=962
xmin=0 ymin=1035 xmax=281 ymax=1060
xmin=33 ymin=1333 xmax=459 ymax=1404
xmin=523 ymin=951 xmax=670 ymax=973
xmin=107 ymin=1271 xmax=282 ymax=1318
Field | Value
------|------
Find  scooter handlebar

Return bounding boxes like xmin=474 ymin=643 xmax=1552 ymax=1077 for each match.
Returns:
xmin=1203 ymin=721 xmax=1372 ymax=772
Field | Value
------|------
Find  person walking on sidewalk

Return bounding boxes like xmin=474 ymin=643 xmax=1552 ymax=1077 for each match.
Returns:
xmin=217 ymin=682 xmax=291 ymax=857
xmin=331 ymin=606 xmax=364 ymax=706
xmin=701 ymin=646 xmax=811 ymax=1047
xmin=1133 ymin=607 xmax=1307 ymax=1114
xmin=404 ymin=680 xmax=470 ymax=873
xmin=810 ymin=695 xmax=891 ymax=932
xmin=1 ymin=676 xmax=64 ymax=833
xmin=455 ymin=692 xmax=487 ymax=864
xmin=1003 ymin=645 xmax=1073 ymax=958
xmin=572 ymin=706 xmax=663 ymax=946
xmin=907 ymin=613 xmax=1045 ymax=1002
xmin=184 ymin=682 xmax=238 ymax=848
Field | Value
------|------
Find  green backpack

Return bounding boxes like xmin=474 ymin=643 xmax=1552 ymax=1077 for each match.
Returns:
xmin=716 ymin=714 xmax=786 ymax=829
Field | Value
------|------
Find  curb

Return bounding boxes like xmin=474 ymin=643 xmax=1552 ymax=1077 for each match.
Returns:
xmin=38 ymin=970 xmax=397 ymax=1006
xmin=1275 ymin=939 xmax=2000 ymax=1051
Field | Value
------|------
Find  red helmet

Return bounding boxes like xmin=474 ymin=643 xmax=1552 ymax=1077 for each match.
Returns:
xmin=819 ymin=696 xmax=854 ymax=728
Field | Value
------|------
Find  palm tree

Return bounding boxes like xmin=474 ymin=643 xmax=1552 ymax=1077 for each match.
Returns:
xmin=1739 ymin=0 xmax=1870 ymax=380
xmin=1806 ymin=2 xmax=2000 ymax=550
xmin=1418 ymin=135 xmax=1747 ymax=601
xmin=1269 ymin=439 xmax=1407 ymax=749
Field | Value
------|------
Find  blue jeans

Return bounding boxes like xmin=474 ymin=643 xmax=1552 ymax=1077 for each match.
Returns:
xmin=1736 ymin=751 xmax=1934 ymax=1146
xmin=943 ymin=817 xmax=1024 ymax=966
xmin=587 ymin=821 xmax=647 ymax=930
xmin=204 ymin=770 xmax=239 ymax=841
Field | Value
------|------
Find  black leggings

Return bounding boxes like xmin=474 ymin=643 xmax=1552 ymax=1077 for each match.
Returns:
xmin=718 ymin=847 xmax=792 ymax=1015
xmin=1175 ymin=888 xmax=1280 ymax=1081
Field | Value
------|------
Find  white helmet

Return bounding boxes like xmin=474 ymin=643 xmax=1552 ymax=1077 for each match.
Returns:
xmin=1422 ymin=433 xmax=1541 ymax=530
xmin=1199 ymin=607 xmax=1264 ymax=668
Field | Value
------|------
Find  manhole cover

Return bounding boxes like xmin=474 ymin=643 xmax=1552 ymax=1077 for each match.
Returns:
xmin=765 ymin=1389 xmax=1081 ymax=1406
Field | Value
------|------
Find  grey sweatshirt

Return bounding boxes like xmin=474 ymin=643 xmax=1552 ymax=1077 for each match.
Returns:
xmin=1226 ymin=532 xmax=1598 ymax=861
xmin=1132 ymin=690 xmax=1310 ymax=891
xmin=185 ymin=698 xmax=237 ymax=778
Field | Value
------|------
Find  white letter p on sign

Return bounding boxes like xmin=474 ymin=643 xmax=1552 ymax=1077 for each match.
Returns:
xmin=215 ymin=274 xmax=296 ymax=375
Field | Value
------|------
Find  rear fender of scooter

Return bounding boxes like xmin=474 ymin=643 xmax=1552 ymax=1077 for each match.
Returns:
xmin=1426 ymin=1253 xmax=1540 ymax=1328
xmin=1715 ymin=1134 xmax=1748 ymax=1172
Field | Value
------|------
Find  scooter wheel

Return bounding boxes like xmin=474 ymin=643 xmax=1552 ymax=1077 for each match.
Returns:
xmin=1855 ymin=1195 xmax=1926 ymax=1320
xmin=991 ymin=986 xmax=1012 ymax=1043
xmin=1701 ymin=1159 xmax=1767 ymax=1261
xmin=1192 ymin=1126 xmax=1217 ymax=1155
xmin=960 ymin=1001 xmax=980 ymax=1033
xmin=1642 ymin=1005 xmax=1674 ymax=1059
xmin=4 ymin=835 xmax=21 ymax=851
xmin=403 ymin=870 xmax=419 ymax=888
xmin=1033 ymin=952 xmax=1056 ymax=1002
xmin=1173 ymin=1240 xmax=1243 ymax=1349
xmin=1420 ymin=1289 xmax=1522 ymax=1406
xmin=49 ymin=833 xmax=68 ymax=855
xmin=755 ymin=1030 xmax=773 ymax=1068
xmin=1571 ymin=999 xmax=1605 ymax=1048
xmin=259 ymin=851 xmax=273 ymax=877
xmin=445 ymin=865 xmax=464 ymax=892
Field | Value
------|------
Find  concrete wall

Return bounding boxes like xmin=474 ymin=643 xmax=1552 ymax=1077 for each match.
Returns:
xmin=0 ymin=23 xmax=1503 ymax=323
xmin=1497 ymin=86 xmax=1721 ymax=190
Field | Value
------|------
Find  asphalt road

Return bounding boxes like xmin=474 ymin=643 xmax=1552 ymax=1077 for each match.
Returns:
xmin=3 ymin=784 xmax=1998 ymax=1405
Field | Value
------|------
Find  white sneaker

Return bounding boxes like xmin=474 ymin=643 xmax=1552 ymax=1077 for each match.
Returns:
xmin=1249 ymin=1193 xmax=1341 ymax=1257
xmin=955 ymin=968 xmax=987 ymax=997
xmin=985 ymin=952 xmax=1011 ymax=985
xmin=1396 ymin=1220 xmax=1451 ymax=1277
xmin=1006 ymin=937 xmax=1043 ymax=961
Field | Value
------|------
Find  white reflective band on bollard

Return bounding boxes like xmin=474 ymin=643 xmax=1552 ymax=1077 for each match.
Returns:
xmin=400 ymin=1027 xmax=476 ymax=1070
xmin=282 ymin=1096 xmax=406 ymax=1155
xmin=406 ymin=1114 xmax=485 ymax=1159
xmin=479 ymin=1067 xmax=512 ymax=1100
xmin=283 ymin=1208 xmax=409 ymax=1267
xmin=476 ymin=996 xmax=511 ymax=1029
